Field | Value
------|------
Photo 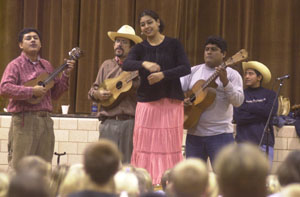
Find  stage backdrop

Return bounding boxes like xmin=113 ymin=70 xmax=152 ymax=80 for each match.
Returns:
xmin=0 ymin=0 xmax=299 ymax=114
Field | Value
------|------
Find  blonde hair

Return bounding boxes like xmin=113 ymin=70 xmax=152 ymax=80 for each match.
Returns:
xmin=206 ymin=172 xmax=219 ymax=197
xmin=266 ymin=175 xmax=281 ymax=195
xmin=280 ymin=183 xmax=300 ymax=197
xmin=59 ymin=164 xmax=87 ymax=196
xmin=172 ymin=158 xmax=208 ymax=197
xmin=0 ymin=172 xmax=9 ymax=197
xmin=114 ymin=170 xmax=139 ymax=197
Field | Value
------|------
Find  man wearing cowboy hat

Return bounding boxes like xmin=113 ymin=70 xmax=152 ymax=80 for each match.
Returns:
xmin=88 ymin=25 xmax=142 ymax=163
xmin=233 ymin=61 xmax=278 ymax=163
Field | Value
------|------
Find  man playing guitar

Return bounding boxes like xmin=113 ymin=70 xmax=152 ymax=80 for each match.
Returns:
xmin=0 ymin=28 xmax=75 ymax=169
xmin=88 ymin=25 xmax=142 ymax=163
xmin=180 ymin=36 xmax=244 ymax=166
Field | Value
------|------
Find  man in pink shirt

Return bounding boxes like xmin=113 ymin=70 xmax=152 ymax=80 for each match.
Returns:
xmin=0 ymin=28 xmax=75 ymax=168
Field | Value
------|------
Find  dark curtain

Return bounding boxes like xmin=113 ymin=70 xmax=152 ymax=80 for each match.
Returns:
xmin=1 ymin=0 xmax=299 ymax=114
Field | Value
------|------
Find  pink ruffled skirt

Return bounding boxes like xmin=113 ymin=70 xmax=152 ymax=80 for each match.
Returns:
xmin=131 ymin=98 xmax=184 ymax=185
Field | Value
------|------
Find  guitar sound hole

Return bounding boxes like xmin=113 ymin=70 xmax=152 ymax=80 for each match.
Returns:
xmin=116 ymin=81 xmax=123 ymax=89
xmin=38 ymin=81 xmax=45 ymax=87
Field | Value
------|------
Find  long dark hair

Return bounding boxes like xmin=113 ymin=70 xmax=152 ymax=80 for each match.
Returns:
xmin=138 ymin=9 xmax=165 ymax=33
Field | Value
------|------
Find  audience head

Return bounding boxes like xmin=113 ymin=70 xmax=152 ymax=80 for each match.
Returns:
xmin=214 ymin=143 xmax=269 ymax=197
xmin=171 ymin=158 xmax=209 ymax=197
xmin=206 ymin=172 xmax=219 ymax=197
xmin=58 ymin=163 xmax=86 ymax=196
xmin=15 ymin=156 xmax=51 ymax=178
xmin=114 ymin=170 xmax=139 ymax=197
xmin=266 ymin=175 xmax=281 ymax=195
xmin=280 ymin=183 xmax=300 ymax=197
xmin=83 ymin=139 xmax=121 ymax=185
xmin=49 ymin=164 xmax=70 ymax=196
xmin=160 ymin=169 xmax=171 ymax=191
xmin=7 ymin=172 xmax=50 ymax=197
xmin=135 ymin=167 xmax=153 ymax=194
xmin=0 ymin=171 xmax=9 ymax=197
xmin=276 ymin=150 xmax=300 ymax=186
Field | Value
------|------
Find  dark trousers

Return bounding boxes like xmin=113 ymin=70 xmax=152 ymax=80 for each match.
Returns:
xmin=185 ymin=133 xmax=234 ymax=167
xmin=99 ymin=118 xmax=134 ymax=163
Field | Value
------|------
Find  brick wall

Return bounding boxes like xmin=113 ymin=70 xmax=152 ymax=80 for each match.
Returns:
xmin=0 ymin=115 xmax=100 ymax=170
xmin=0 ymin=115 xmax=299 ymax=173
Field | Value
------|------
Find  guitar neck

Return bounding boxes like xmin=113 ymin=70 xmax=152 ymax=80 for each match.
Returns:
xmin=126 ymin=71 xmax=139 ymax=82
xmin=43 ymin=62 xmax=68 ymax=85
xmin=202 ymin=63 xmax=227 ymax=89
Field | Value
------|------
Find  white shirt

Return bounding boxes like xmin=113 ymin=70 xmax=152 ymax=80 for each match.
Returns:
xmin=180 ymin=63 xmax=244 ymax=136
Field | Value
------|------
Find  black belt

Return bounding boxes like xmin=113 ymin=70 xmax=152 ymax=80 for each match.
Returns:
xmin=99 ymin=114 xmax=134 ymax=121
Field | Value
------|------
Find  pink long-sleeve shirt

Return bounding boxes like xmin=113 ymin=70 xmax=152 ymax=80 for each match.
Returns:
xmin=0 ymin=52 xmax=69 ymax=113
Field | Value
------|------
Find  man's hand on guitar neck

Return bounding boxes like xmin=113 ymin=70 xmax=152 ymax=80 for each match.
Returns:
xmin=215 ymin=65 xmax=229 ymax=87
xmin=33 ymin=85 xmax=47 ymax=97
xmin=63 ymin=59 xmax=76 ymax=77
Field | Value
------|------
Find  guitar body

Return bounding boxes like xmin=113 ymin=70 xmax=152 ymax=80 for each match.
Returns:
xmin=184 ymin=86 xmax=216 ymax=131
xmin=23 ymin=47 xmax=83 ymax=104
xmin=183 ymin=49 xmax=248 ymax=130
xmin=99 ymin=71 xmax=134 ymax=108
xmin=24 ymin=72 xmax=55 ymax=104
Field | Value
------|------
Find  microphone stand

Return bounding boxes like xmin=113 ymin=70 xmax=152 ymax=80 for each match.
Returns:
xmin=259 ymin=79 xmax=284 ymax=157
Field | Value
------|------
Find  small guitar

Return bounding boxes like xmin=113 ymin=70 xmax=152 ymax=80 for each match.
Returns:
xmin=184 ymin=49 xmax=248 ymax=130
xmin=25 ymin=47 xmax=83 ymax=104
xmin=98 ymin=70 xmax=139 ymax=108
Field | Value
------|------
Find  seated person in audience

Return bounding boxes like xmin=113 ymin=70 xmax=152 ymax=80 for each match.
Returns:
xmin=214 ymin=143 xmax=269 ymax=197
xmin=266 ymin=175 xmax=281 ymax=196
xmin=170 ymin=158 xmax=209 ymax=197
xmin=134 ymin=167 xmax=153 ymax=194
xmin=279 ymin=183 xmax=300 ymax=197
xmin=7 ymin=171 xmax=50 ymax=197
xmin=50 ymin=164 xmax=70 ymax=197
xmin=160 ymin=169 xmax=171 ymax=193
xmin=68 ymin=139 xmax=121 ymax=197
xmin=15 ymin=156 xmax=51 ymax=177
xmin=0 ymin=171 xmax=9 ymax=197
xmin=114 ymin=170 xmax=139 ymax=197
xmin=58 ymin=164 xmax=86 ymax=196
xmin=206 ymin=172 xmax=219 ymax=197
xmin=276 ymin=150 xmax=300 ymax=186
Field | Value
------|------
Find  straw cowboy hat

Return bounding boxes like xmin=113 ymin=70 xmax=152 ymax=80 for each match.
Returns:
xmin=242 ymin=61 xmax=272 ymax=86
xmin=107 ymin=25 xmax=143 ymax=44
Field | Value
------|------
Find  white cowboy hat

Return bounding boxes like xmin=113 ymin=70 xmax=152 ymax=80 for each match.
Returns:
xmin=242 ymin=61 xmax=272 ymax=86
xmin=107 ymin=25 xmax=143 ymax=44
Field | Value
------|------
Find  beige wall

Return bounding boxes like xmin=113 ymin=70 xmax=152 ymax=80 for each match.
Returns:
xmin=0 ymin=115 xmax=299 ymax=173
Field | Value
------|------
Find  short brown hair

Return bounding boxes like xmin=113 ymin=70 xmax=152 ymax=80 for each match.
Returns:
xmin=84 ymin=139 xmax=121 ymax=185
xmin=172 ymin=158 xmax=208 ymax=197
xmin=214 ymin=143 xmax=269 ymax=197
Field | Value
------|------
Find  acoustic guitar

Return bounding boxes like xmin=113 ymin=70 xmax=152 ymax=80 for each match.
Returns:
xmin=24 ymin=47 xmax=83 ymax=104
xmin=184 ymin=49 xmax=248 ymax=130
xmin=98 ymin=70 xmax=139 ymax=108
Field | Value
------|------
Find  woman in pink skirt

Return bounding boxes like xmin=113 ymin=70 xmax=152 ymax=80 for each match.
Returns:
xmin=123 ymin=10 xmax=191 ymax=185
